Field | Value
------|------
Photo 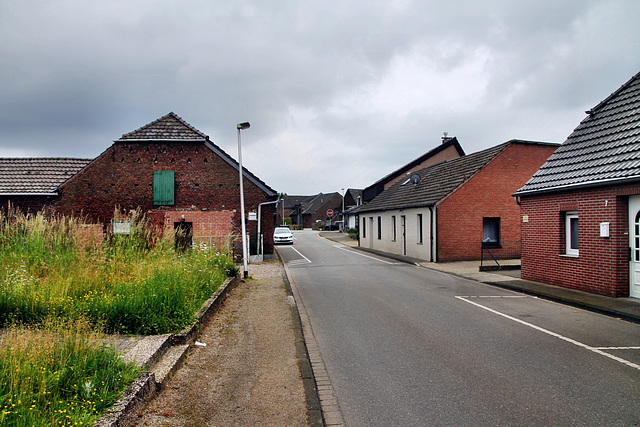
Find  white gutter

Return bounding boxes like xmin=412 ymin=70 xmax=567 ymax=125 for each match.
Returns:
xmin=0 ymin=193 xmax=57 ymax=196
xmin=514 ymin=174 xmax=640 ymax=197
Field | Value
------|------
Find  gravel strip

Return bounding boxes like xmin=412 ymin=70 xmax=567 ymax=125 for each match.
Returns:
xmin=134 ymin=260 xmax=309 ymax=426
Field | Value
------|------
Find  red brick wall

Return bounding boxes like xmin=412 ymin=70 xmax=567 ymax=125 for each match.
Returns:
xmin=437 ymin=143 xmax=558 ymax=262
xmin=0 ymin=195 xmax=58 ymax=214
xmin=520 ymin=184 xmax=636 ymax=297
xmin=55 ymin=141 xmax=276 ymax=254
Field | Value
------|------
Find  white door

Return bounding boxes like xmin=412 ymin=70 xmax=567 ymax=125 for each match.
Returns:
xmin=628 ymin=196 xmax=640 ymax=298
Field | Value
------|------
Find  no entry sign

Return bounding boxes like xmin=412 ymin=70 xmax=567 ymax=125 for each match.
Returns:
xmin=326 ymin=209 xmax=334 ymax=217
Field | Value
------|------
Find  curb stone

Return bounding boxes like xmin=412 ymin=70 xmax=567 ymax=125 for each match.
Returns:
xmin=95 ymin=275 xmax=240 ymax=427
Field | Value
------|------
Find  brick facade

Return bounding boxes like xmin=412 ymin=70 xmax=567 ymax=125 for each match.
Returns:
xmin=56 ymin=141 xmax=277 ymax=255
xmin=520 ymin=184 xmax=638 ymax=297
xmin=0 ymin=195 xmax=58 ymax=214
xmin=437 ymin=143 xmax=558 ymax=262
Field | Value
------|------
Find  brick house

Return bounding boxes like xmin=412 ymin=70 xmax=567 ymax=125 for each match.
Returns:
xmin=515 ymin=71 xmax=640 ymax=298
xmin=362 ymin=135 xmax=465 ymax=203
xmin=359 ymin=140 xmax=558 ymax=262
xmin=1 ymin=112 xmax=278 ymax=256
xmin=294 ymin=192 xmax=343 ymax=230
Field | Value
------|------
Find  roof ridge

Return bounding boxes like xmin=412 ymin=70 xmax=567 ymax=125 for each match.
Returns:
xmin=117 ymin=112 xmax=208 ymax=141
xmin=587 ymin=70 xmax=640 ymax=115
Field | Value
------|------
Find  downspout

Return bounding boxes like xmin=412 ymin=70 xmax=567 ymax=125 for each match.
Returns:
xmin=429 ymin=206 xmax=434 ymax=263
xmin=513 ymin=195 xmax=521 ymax=206
xmin=257 ymin=194 xmax=282 ymax=256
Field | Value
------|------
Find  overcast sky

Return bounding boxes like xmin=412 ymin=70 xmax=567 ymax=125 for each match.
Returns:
xmin=1 ymin=1 xmax=639 ymax=195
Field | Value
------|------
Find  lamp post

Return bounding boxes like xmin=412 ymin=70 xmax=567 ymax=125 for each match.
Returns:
xmin=237 ymin=122 xmax=250 ymax=279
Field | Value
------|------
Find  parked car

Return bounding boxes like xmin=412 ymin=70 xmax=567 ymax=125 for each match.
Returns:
xmin=273 ymin=226 xmax=294 ymax=244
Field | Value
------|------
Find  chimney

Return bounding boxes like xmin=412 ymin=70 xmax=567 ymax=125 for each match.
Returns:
xmin=442 ymin=132 xmax=453 ymax=144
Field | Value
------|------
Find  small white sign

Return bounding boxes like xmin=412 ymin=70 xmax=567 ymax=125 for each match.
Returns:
xmin=600 ymin=222 xmax=610 ymax=238
xmin=248 ymin=212 xmax=257 ymax=221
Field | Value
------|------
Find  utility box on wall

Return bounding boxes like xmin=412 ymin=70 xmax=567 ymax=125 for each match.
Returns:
xmin=600 ymin=222 xmax=610 ymax=238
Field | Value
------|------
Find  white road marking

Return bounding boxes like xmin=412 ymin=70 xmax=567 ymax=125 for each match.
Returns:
xmin=456 ymin=296 xmax=640 ymax=372
xmin=281 ymin=246 xmax=311 ymax=265
xmin=594 ymin=346 xmax=640 ymax=350
xmin=333 ymin=245 xmax=399 ymax=265
xmin=458 ymin=295 xmax=529 ymax=298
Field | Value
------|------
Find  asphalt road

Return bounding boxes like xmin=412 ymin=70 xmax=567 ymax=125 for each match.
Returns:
xmin=278 ymin=230 xmax=640 ymax=427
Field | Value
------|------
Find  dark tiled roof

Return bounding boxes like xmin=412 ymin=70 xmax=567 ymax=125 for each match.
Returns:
xmin=0 ymin=158 xmax=91 ymax=194
xmin=302 ymin=193 xmax=340 ymax=215
xmin=517 ymin=71 xmax=640 ymax=195
xmin=359 ymin=142 xmax=515 ymax=212
xmin=117 ymin=112 xmax=208 ymax=141
xmin=363 ymin=136 xmax=465 ymax=202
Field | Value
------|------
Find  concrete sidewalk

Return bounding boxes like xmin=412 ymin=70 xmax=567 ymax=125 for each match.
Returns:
xmin=319 ymin=231 xmax=640 ymax=324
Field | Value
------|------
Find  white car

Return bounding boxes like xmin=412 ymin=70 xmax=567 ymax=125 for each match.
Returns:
xmin=273 ymin=226 xmax=294 ymax=245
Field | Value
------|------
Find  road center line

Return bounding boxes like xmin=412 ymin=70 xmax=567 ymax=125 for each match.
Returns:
xmin=455 ymin=296 xmax=640 ymax=371
xmin=333 ymin=245 xmax=398 ymax=264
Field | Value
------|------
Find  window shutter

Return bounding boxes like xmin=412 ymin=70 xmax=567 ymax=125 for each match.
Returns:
xmin=153 ymin=170 xmax=175 ymax=206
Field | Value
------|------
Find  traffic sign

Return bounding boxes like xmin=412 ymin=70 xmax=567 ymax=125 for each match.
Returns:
xmin=327 ymin=209 xmax=334 ymax=217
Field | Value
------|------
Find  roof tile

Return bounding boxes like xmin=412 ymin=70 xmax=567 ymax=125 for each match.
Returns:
xmin=517 ymin=71 xmax=640 ymax=194
xmin=0 ymin=158 xmax=91 ymax=194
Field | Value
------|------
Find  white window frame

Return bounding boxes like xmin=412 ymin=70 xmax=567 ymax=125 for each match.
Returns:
xmin=565 ymin=212 xmax=579 ymax=256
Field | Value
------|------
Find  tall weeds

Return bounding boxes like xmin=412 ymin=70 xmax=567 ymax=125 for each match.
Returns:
xmin=0 ymin=318 xmax=139 ymax=426
xmin=0 ymin=206 xmax=236 ymax=334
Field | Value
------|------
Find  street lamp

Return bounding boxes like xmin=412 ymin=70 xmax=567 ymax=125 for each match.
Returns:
xmin=237 ymin=122 xmax=250 ymax=279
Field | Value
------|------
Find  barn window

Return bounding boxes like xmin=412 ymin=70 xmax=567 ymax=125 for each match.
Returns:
xmin=153 ymin=170 xmax=175 ymax=206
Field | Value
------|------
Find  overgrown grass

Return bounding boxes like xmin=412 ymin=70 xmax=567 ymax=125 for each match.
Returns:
xmin=0 ymin=319 xmax=140 ymax=426
xmin=0 ymin=207 xmax=237 ymax=334
xmin=0 ymin=207 xmax=238 ymax=424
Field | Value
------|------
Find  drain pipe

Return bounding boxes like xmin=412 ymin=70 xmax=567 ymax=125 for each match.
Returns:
xmin=429 ymin=206 xmax=434 ymax=263
xmin=257 ymin=194 xmax=282 ymax=256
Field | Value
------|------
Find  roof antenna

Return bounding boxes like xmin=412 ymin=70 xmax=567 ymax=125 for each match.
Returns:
xmin=442 ymin=132 xmax=451 ymax=144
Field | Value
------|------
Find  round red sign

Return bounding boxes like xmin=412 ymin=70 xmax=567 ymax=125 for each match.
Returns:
xmin=326 ymin=209 xmax=334 ymax=217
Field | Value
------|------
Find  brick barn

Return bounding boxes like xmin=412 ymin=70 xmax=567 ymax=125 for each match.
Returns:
xmin=515 ymin=71 xmax=640 ymax=298
xmin=359 ymin=139 xmax=558 ymax=262
xmin=0 ymin=112 xmax=278 ymax=257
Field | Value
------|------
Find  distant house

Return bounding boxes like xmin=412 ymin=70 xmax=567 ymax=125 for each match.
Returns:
xmin=1 ymin=112 xmax=278 ymax=256
xmin=342 ymin=188 xmax=363 ymax=230
xmin=359 ymin=140 xmax=558 ymax=262
xmin=362 ymin=135 xmax=465 ymax=203
xmin=278 ymin=194 xmax=314 ymax=227
xmin=299 ymin=192 xmax=343 ymax=230
xmin=515 ymin=71 xmax=640 ymax=298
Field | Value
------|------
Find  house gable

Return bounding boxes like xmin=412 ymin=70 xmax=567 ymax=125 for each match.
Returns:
xmin=363 ymin=136 xmax=465 ymax=202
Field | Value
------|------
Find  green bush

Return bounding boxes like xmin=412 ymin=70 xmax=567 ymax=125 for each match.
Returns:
xmin=347 ymin=228 xmax=359 ymax=240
